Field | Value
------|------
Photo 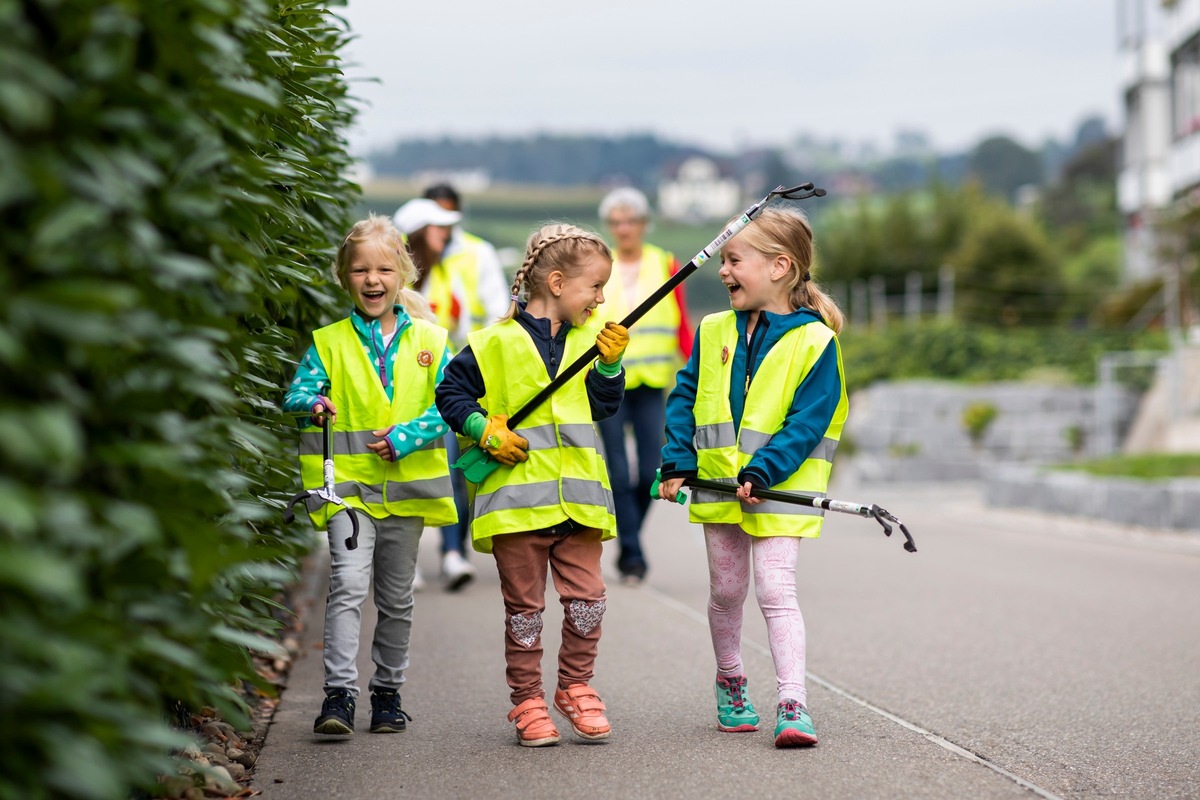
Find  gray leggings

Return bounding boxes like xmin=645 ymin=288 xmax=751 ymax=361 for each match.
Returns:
xmin=323 ymin=510 xmax=423 ymax=696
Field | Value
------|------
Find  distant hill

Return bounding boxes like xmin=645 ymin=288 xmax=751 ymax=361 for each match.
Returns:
xmin=368 ymin=133 xmax=707 ymax=188
xmin=367 ymin=116 xmax=1111 ymax=199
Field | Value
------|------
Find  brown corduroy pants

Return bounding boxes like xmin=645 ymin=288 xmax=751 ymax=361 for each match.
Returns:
xmin=491 ymin=527 xmax=607 ymax=705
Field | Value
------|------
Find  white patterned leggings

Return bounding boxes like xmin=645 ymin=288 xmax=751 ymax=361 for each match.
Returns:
xmin=704 ymin=523 xmax=807 ymax=706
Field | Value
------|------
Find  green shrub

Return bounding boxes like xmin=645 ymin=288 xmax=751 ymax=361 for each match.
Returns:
xmin=961 ymin=402 xmax=999 ymax=445
xmin=950 ymin=205 xmax=1065 ymax=326
xmin=1054 ymin=453 xmax=1200 ymax=479
xmin=838 ymin=320 xmax=1167 ymax=393
xmin=0 ymin=1 xmax=357 ymax=797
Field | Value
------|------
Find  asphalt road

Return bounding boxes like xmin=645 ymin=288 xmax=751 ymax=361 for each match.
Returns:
xmin=253 ymin=475 xmax=1200 ymax=800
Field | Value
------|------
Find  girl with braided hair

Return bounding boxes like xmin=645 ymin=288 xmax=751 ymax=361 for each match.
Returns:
xmin=435 ymin=223 xmax=630 ymax=747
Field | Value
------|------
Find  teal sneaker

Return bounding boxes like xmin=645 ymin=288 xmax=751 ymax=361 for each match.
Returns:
xmin=774 ymin=699 xmax=818 ymax=747
xmin=714 ymin=674 xmax=759 ymax=732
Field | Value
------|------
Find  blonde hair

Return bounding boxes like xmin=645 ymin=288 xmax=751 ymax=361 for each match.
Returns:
xmin=731 ymin=207 xmax=844 ymax=334
xmin=501 ymin=222 xmax=612 ymax=321
xmin=334 ymin=213 xmax=435 ymax=323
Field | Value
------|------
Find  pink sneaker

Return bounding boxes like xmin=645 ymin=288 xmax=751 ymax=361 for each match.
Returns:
xmin=552 ymin=684 xmax=611 ymax=740
xmin=507 ymin=697 xmax=560 ymax=747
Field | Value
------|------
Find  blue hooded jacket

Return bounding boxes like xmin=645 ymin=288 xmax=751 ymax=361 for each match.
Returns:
xmin=660 ymin=307 xmax=843 ymax=489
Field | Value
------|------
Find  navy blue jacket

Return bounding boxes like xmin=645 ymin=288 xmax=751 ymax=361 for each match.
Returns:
xmin=660 ymin=307 xmax=843 ymax=489
xmin=435 ymin=305 xmax=625 ymax=433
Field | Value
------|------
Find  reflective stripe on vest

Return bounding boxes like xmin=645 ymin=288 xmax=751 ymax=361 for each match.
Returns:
xmin=689 ymin=311 xmax=848 ymax=537
xmin=299 ymin=317 xmax=457 ymax=529
xmin=589 ymin=242 xmax=681 ymax=389
xmin=466 ymin=319 xmax=616 ymax=552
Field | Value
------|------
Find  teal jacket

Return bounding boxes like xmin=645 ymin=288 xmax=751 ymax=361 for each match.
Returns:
xmin=660 ymin=307 xmax=843 ymax=489
xmin=283 ymin=305 xmax=451 ymax=461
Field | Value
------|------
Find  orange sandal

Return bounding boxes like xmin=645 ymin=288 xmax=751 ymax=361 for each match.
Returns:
xmin=553 ymin=684 xmax=611 ymax=740
xmin=507 ymin=697 xmax=561 ymax=747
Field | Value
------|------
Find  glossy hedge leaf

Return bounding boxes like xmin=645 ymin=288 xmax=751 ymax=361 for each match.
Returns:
xmin=0 ymin=0 xmax=357 ymax=796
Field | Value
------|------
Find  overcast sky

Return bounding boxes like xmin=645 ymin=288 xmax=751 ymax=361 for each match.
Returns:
xmin=336 ymin=0 xmax=1119 ymax=157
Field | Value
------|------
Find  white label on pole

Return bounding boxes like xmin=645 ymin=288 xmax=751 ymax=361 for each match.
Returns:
xmin=692 ymin=214 xmax=751 ymax=268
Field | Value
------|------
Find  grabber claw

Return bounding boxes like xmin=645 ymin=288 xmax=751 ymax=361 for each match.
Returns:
xmin=283 ymin=414 xmax=361 ymax=550
xmin=869 ymin=505 xmax=917 ymax=553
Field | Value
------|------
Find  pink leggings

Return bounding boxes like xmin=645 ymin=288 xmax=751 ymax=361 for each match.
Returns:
xmin=704 ymin=523 xmax=806 ymax=705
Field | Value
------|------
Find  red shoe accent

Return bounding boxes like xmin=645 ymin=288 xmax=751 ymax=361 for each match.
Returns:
xmin=774 ymin=728 xmax=819 ymax=747
xmin=552 ymin=684 xmax=611 ymax=740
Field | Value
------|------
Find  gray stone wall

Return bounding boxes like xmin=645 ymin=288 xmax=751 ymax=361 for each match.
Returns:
xmin=841 ymin=380 xmax=1200 ymax=532
xmin=844 ymin=380 xmax=1139 ymax=482
xmin=985 ymin=464 xmax=1200 ymax=532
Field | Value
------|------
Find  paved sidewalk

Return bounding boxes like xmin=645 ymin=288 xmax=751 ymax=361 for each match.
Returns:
xmin=253 ymin=492 xmax=1031 ymax=800
xmin=253 ymin=479 xmax=1200 ymax=799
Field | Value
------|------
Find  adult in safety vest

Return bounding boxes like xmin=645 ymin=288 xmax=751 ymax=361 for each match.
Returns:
xmin=592 ymin=186 xmax=694 ymax=585
xmin=423 ymin=183 xmax=511 ymax=346
xmin=393 ymin=193 xmax=509 ymax=592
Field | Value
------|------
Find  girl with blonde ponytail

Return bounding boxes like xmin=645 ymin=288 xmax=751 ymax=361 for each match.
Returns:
xmin=435 ymin=221 xmax=630 ymax=748
xmin=656 ymin=205 xmax=848 ymax=749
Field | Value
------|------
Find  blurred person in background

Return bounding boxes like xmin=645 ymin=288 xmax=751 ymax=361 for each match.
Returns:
xmin=423 ymin=182 xmax=510 ymax=346
xmin=592 ymin=187 xmax=693 ymax=585
xmin=393 ymin=196 xmax=481 ymax=592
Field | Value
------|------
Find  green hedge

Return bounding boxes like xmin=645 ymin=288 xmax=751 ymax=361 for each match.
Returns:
xmin=0 ymin=1 xmax=357 ymax=797
xmin=839 ymin=321 xmax=1167 ymax=393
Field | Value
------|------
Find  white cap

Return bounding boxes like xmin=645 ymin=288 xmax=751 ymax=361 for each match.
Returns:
xmin=392 ymin=198 xmax=462 ymax=235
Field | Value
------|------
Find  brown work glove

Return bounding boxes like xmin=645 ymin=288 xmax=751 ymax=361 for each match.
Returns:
xmin=479 ymin=414 xmax=529 ymax=466
xmin=596 ymin=321 xmax=629 ymax=365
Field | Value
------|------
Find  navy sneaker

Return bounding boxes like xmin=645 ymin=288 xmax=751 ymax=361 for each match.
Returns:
xmin=369 ymin=690 xmax=412 ymax=733
xmin=313 ymin=689 xmax=355 ymax=735
xmin=617 ymin=558 xmax=647 ymax=586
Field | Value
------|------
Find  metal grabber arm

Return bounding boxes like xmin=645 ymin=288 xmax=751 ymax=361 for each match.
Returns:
xmin=454 ymin=182 xmax=828 ymax=484
xmin=283 ymin=415 xmax=361 ymax=550
xmin=650 ymin=471 xmax=917 ymax=553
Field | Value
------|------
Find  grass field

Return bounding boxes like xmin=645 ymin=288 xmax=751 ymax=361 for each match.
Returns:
xmin=1054 ymin=453 xmax=1200 ymax=479
xmin=359 ymin=179 xmax=737 ymax=319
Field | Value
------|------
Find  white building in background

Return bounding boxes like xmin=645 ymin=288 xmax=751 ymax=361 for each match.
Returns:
xmin=657 ymin=157 xmax=740 ymax=223
xmin=1117 ymin=0 xmax=1172 ymax=282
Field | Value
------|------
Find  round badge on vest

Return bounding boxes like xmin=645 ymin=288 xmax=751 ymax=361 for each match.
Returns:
xmin=721 ymin=345 xmax=729 ymax=365
xmin=417 ymin=349 xmax=433 ymax=367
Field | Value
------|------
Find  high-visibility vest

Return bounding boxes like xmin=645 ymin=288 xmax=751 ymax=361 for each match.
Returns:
xmin=299 ymin=317 xmax=457 ymax=529
xmin=466 ymin=320 xmax=616 ymax=553
xmin=590 ymin=242 xmax=681 ymax=389
xmin=689 ymin=311 xmax=848 ymax=537
xmin=444 ymin=231 xmax=489 ymax=329
xmin=421 ymin=260 xmax=459 ymax=333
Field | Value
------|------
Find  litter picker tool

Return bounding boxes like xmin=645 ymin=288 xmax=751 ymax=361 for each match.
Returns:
xmin=651 ymin=471 xmax=917 ymax=553
xmin=454 ymin=182 xmax=827 ymax=484
xmin=284 ymin=415 xmax=361 ymax=550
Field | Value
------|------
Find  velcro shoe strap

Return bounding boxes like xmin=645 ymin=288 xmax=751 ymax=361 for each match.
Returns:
xmin=562 ymin=687 xmax=605 ymax=713
xmin=509 ymin=699 xmax=555 ymax=734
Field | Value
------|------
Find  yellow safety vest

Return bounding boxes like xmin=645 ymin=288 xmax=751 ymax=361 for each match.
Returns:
xmin=467 ymin=320 xmax=616 ymax=553
xmin=299 ymin=317 xmax=457 ymax=529
xmin=421 ymin=260 xmax=458 ymax=333
xmin=689 ymin=311 xmax=848 ymax=537
xmin=423 ymin=233 xmax=493 ymax=348
xmin=590 ymin=242 xmax=681 ymax=389
xmin=445 ymin=231 xmax=489 ymax=328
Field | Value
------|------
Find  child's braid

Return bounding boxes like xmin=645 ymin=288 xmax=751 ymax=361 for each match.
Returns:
xmin=498 ymin=223 xmax=612 ymax=322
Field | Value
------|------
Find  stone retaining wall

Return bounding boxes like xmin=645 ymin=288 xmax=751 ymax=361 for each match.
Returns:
xmin=984 ymin=464 xmax=1200 ymax=532
xmin=842 ymin=380 xmax=1199 ymax=532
